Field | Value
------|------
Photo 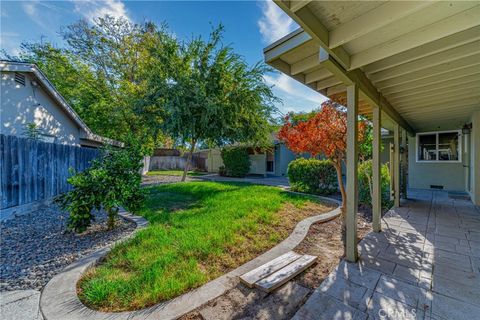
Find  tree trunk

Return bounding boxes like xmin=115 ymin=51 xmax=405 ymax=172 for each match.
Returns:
xmin=182 ymin=139 xmax=196 ymax=182
xmin=106 ymin=207 xmax=118 ymax=230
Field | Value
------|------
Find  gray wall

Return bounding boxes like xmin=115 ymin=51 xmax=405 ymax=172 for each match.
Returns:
xmin=1 ymin=72 xmax=81 ymax=146
xmin=274 ymin=143 xmax=297 ymax=177
xmin=408 ymin=135 xmax=465 ymax=191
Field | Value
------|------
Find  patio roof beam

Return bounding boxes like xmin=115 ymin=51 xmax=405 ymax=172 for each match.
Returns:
xmin=350 ymin=5 xmax=480 ymax=69
xmin=379 ymin=68 xmax=480 ymax=95
xmin=363 ymin=26 xmax=480 ymax=74
xmin=316 ymin=76 xmax=342 ymax=91
xmin=329 ymin=1 xmax=432 ymax=49
xmin=274 ymin=0 xmax=351 ymax=70
xmin=368 ymin=41 xmax=480 ymax=83
xmin=395 ymin=92 xmax=480 ymax=110
xmin=289 ymin=0 xmax=311 ymax=13
xmin=263 ymin=29 xmax=312 ymax=63
xmin=385 ymin=75 xmax=480 ymax=100
xmin=304 ymin=68 xmax=331 ymax=84
xmin=319 ymin=48 xmax=414 ymax=134
xmin=291 ymin=53 xmax=320 ymax=75
xmin=375 ymin=54 xmax=480 ymax=89
xmin=391 ymin=85 xmax=479 ymax=103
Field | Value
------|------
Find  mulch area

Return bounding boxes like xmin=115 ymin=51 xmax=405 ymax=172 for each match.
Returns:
xmin=180 ymin=215 xmax=372 ymax=320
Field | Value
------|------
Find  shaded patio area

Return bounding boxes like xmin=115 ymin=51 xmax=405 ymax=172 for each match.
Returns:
xmin=293 ymin=189 xmax=480 ymax=319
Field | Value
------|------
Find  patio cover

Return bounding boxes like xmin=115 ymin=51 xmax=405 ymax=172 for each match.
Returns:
xmin=264 ymin=1 xmax=480 ymax=132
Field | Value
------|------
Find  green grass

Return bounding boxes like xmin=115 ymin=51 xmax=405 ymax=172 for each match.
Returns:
xmin=146 ymin=170 xmax=207 ymax=177
xmin=79 ymin=181 xmax=330 ymax=311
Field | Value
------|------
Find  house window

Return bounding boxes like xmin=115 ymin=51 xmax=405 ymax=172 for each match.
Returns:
xmin=417 ymin=131 xmax=461 ymax=162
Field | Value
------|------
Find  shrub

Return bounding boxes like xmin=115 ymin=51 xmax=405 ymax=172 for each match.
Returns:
xmin=56 ymin=144 xmax=145 ymax=233
xmin=221 ymin=147 xmax=250 ymax=177
xmin=287 ymin=158 xmax=337 ymax=195
xmin=358 ymin=160 xmax=392 ymax=209
xmin=218 ymin=165 xmax=227 ymax=176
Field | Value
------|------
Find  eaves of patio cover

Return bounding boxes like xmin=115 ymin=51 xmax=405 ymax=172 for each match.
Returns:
xmin=264 ymin=1 xmax=480 ymax=134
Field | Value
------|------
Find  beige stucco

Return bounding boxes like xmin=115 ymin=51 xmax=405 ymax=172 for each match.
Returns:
xmin=249 ymin=153 xmax=267 ymax=176
xmin=1 ymin=72 xmax=81 ymax=145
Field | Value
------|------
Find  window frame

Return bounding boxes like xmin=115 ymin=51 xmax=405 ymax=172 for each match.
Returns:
xmin=416 ymin=130 xmax=462 ymax=163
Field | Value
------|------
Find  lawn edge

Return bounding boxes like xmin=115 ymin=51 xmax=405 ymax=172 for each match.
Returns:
xmin=40 ymin=193 xmax=341 ymax=320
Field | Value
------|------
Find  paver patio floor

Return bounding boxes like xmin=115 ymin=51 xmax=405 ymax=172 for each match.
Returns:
xmin=293 ymin=189 xmax=480 ymax=320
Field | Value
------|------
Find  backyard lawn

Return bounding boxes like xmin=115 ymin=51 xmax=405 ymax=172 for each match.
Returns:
xmin=146 ymin=170 xmax=208 ymax=176
xmin=78 ymin=181 xmax=333 ymax=311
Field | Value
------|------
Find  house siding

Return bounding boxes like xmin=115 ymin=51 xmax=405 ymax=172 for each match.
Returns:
xmin=274 ymin=144 xmax=296 ymax=177
xmin=408 ymin=135 xmax=465 ymax=191
xmin=1 ymin=72 xmax=81 ymax=146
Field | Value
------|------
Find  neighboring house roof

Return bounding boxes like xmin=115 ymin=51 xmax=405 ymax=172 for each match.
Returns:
xmin=0 ymin=60 xmax=123 ymax=147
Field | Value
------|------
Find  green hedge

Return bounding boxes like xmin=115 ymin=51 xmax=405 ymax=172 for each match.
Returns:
xmin=287 ymin=158 xmax=338 ymax=195
xmin=358 ymin=159 xmax=392 ymax=209
xmin=221 ymin=147 xmax=251 ymax=177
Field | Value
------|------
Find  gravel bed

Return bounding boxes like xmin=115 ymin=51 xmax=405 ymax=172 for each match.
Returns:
xmin=0 ymin=204 xmax=135 ymax=291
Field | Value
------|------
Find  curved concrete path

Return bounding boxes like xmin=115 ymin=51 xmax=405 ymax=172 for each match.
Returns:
xmin=41 ymin=195 xmax=341 ymax=320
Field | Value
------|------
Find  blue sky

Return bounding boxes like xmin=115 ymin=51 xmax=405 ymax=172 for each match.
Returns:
xmin=0 ymin=0 xmax=328 ymax=114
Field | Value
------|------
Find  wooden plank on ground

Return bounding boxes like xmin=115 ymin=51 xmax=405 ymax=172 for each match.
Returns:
xmin=255 ymin=255 xmax=317 ymax=292
xmin=240 ymin=251 xmax=302 ymax=287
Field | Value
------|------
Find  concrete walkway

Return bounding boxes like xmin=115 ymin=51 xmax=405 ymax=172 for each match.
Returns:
xmin=0 ymin=290 xmax=42 ymax=320
xmin=292 ymin=189 xmax=480 ymax=320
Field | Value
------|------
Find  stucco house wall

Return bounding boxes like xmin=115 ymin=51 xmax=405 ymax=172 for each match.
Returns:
xmin=1 ymin=72 xmax=82 ymax=145
xmin=1 ymin=61 xmax=122 ymax=148
xmin=408 ymin=134 xmax=465 ymax=191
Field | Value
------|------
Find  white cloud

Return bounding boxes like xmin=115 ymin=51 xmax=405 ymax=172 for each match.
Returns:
xmin=21 ymin=1 xmax=50 ymax=30
xmin=264 ymin=72 xmax=328 ymax=115
xmin=73 ymin=0 xmax=130 ymax=23
xmin=257 ymin=0 xmax=298 ymax=44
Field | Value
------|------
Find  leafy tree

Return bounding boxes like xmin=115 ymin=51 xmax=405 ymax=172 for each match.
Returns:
xmin=5 ymin=16 xmax=178 ymax=148
xmin=221 ymin=147 xmax=251 ymax=177
xmin=278 ymin=101 xmax=367 ymax=234
xmin=155 ymin=26 xmax=278 ymax=181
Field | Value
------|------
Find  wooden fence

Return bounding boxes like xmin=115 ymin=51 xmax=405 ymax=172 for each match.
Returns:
xmin=0 ymin=135 xmax=99 ymax=209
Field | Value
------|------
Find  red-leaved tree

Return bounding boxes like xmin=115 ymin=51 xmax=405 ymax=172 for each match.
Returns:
xmin=278 ymin=101 xmax=366 ymax=220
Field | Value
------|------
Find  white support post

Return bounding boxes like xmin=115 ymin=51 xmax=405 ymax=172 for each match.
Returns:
xmin=372 ymin=107 xmax=382 ymax=232
xmin=401 ymin=129 xmax=408 ymax=199
xmin=394 ymin=124 xmax=401 ymax=207
xmin=389 ymin=143 xmax=394 ymax=201
xmin=346 ymin=84 xmax=359 ymax=262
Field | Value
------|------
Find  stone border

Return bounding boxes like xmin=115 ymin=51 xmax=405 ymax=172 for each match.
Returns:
xmin=40 ymin=194 xmax=341 ymax=320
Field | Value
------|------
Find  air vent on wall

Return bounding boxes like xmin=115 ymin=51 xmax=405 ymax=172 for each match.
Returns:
xmin=14 ymin=72 xmax=26 ymax=86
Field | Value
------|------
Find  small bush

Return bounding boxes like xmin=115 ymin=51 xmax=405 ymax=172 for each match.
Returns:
xmin=218 ymin=165 xmax=227 ymax=176
xmin=287 ymin=158 xmax=337 ymax=195
xmin=56 ymin=144 xmax=145 ymax=233
xmin=358 ymin=160 xmax=392 ymax=209
xmin=221 ymin=147 xmax=250 ymax=177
